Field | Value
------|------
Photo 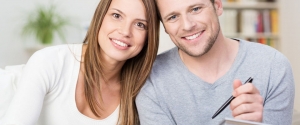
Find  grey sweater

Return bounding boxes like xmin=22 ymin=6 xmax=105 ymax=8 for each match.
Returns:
xmin=136 ymin=39 xmax=295 ymax=125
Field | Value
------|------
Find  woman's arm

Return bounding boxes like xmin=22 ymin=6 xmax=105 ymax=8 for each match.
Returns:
xmin=2 ymin=48 xmax=59 ymax=125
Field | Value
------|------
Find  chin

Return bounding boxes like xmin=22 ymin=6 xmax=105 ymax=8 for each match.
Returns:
xmin=112 ymin=57 xmax=128 ymax=62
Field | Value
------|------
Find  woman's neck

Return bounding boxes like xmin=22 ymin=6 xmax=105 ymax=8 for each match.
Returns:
xmin=82 ymin=44 xmax=124 ymax=86
xmin=100 ymin=55 xmax=125 ymax=85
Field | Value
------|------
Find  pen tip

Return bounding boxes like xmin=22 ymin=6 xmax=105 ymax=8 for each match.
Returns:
xmin=249 ymin=77 xmax=253 ymax=83
xmin=212 ymin=114 xmax=217 ymax=119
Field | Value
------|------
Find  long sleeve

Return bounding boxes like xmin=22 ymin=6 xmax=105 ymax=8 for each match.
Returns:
xmin=2 ymin=49 xmax=59 ymax=125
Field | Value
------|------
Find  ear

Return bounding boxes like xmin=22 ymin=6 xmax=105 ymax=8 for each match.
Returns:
xmin=213 ymin=0 xmax=223 ymax=16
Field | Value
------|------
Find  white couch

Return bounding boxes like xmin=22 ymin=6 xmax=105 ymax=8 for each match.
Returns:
xmin=0 ymin=64 xmax=25 ymax=120
xmin=0 ymin=65 xmax=299 ymax=124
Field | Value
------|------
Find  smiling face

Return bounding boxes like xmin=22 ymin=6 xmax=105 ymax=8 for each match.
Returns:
xmin=98 ymin=0 xmax=147 ymax=62
xmin=157 ymin=0 xmax=222 ymax=57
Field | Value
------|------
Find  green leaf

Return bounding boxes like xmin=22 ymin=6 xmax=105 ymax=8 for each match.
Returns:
xmin=21 ymin=4 xmax=70 ymax=44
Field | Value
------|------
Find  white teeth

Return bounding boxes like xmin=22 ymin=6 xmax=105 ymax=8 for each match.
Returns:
xmin=112 ymin=39 xmax=128 ymax=47
xmin=185 ymin=32 xmax=201 ymax=40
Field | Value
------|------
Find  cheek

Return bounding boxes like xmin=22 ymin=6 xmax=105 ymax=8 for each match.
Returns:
xmin=98 ymin=28 xmax=108 ymax=46
xmin=98 ymin=24 xmax=115 ymax=46
xmin=98 ymin=17 xmax=115 ymax=38
xmin=97 ymin=28 xmax=104 ymax=44
xmin=134 ymin=30 xmax=147 ymax=46
xmin=209 ymin=17 xmax=220 ymax=32
xmin=131 ymin=31 xmax=147 ymax=57
xmin=164 ymin=23 xmax=180 ymax=37
xmin=98 ymin=26 xmax=106 ymax=41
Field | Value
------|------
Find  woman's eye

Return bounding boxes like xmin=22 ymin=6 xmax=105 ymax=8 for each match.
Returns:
xmin=136 ymin=22 xmax=146 ymax=29
xmin=113 ymin=13 xmax=121 ymax=19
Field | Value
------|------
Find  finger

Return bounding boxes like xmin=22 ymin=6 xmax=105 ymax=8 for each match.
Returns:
xmin=234 ymin=111 xmax=263 ymax=122
xmin=234 ymin=83 xmax=260 ymax=96
xmin=233 ymin=79 xmax=242 ymax=90
xmin=232 ymin=103 xmax=261 ymax=117
xmin=230 ymin=95 xmax=263 ymax=115
xmin=232 ymin=79 xmax=242 ymax=97
xmin=230 ymin=94 xmax=263 ymax=110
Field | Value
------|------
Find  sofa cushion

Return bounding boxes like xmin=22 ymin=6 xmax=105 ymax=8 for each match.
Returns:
xmin=0 ymin=64 xmax=25 ymax=120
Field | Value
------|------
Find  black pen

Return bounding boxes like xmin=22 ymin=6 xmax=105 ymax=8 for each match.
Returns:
xmin=211 ymin=77 xmax=253 ymax=119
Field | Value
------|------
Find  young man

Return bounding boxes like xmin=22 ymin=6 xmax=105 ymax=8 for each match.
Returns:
xmin=136 ymin=0 xmax=295 ymax=124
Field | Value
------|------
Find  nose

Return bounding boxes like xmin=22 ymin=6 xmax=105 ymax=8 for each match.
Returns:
xmin=118 ymin=21 xmax=132 ymax=37
xmin=182 ymin=15 xmax=196 ymax=31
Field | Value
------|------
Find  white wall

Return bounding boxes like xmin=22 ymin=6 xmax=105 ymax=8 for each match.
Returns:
xmin=0 ymin=0 xmax=100 ymax=68
xmin=158 ymin=23 xmax=175 ymax=54
xmin=279 ymin=0 xmax=300 ymax=111
xmin=0 ymin=0 xmax=174 ymax=68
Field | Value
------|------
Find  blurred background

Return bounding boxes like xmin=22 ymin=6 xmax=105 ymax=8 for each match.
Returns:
xmin=0 ymin=0 xmax=299 ymax=111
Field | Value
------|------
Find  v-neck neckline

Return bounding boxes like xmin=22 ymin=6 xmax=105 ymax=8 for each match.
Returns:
xmin=173 ymin=39 xmax=246 ymax=89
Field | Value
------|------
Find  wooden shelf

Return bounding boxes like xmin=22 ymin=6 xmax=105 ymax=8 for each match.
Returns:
xmin=221 ymin=1 xmax=279 ymax=50
xmin=223 ymin=2 xmax=277 ymax=10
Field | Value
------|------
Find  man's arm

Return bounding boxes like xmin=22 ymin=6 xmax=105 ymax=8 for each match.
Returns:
xmin=262 ymin=52 xmax=295 ymax=124
xmin=136 ymin=80 xmax=175 ymax=125
xmin=230 ymin=51 xmax=295 ymax=124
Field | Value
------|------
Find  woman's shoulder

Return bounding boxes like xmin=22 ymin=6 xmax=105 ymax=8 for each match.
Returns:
xmin=33 ymin=44 xmax=82 ymax=59
xmin=37 ymin=43 xmax=82 ymax=54
xmin=28 ymin=43 xmax=83 ymax=65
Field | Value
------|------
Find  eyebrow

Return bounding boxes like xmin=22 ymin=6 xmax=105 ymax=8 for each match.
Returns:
xmin=110 ymin=8 xmax=148 ymax=23
xmin=162 ymin=3 xmax=205 ymax=21
xmin=163 ymin=11 xmax=178 ymax=21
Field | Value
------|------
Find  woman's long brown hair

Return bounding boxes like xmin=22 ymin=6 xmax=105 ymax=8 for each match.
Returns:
xmin=82 ymin=0 xmax=159 ymax=124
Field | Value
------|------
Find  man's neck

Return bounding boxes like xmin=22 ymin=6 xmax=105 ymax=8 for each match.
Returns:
xmin=179 ymin=36 xmax=239 ymax=84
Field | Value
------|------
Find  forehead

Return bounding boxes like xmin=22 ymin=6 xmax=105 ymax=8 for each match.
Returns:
xmin=157 ymin=0 xmax=211 ymax=15
xmin=109 ymin=0 xmax=147 ymax=19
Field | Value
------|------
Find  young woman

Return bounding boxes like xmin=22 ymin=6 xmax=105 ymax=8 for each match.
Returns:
xmin=2 ymin=0 xmax=159 ymax=124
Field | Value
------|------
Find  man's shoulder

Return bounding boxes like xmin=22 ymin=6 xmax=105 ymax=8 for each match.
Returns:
xmin=150 ymin=47 xmax=181 ymax=77
xmin=146 ymin=47 xmax=183 ymax=86
xmin=240 ymin=39 xmax=290 ymax=69
xmin=154 ymin=47 xmax=178 ymax=67
xmin=242 ymin=40 xmax=278 ymax=55
xmin=240 ymin=39 xmax=283 ymax=61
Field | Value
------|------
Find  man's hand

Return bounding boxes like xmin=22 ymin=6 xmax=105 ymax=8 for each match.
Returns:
xmin=230 ymin=79 xmax=263 ymax=122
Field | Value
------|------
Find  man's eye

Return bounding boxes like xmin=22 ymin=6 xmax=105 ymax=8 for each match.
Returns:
xmin=113 ymin=13 xmax=121 ymax=19
xmin=192 ymin=7 xmax=200 ymax=12
xmin=168 ymin=15 xmax=177 ymax=21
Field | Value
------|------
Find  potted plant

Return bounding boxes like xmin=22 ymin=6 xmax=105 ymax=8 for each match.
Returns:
xmin=22 ymin=4 xmax=70 ymax=45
